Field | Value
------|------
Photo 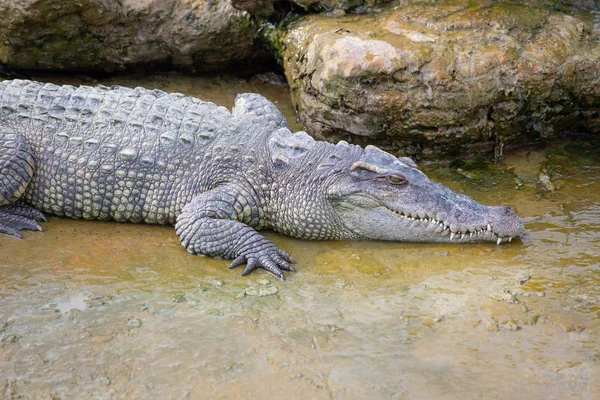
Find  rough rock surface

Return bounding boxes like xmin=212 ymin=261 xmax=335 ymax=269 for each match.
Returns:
xmin=0 ymin=0 xmax=266 ymax=73
xmin=279 ymin=1 xmax=600 ymax=158
xmin=236 ymin=0 xmax=598 ymax=19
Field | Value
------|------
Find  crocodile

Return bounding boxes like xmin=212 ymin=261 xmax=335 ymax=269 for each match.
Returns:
xmin=0 ymin=79 xmax=524 ymax=280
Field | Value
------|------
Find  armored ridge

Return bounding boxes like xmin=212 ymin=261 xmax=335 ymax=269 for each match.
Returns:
xmin=1 ymin=80 xmax=248 ymax=224
xmin=0 ymin=79 xmax=524 ymax=280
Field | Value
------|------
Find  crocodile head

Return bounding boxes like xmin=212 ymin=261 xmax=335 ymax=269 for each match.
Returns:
xmin=326 ymin=145 xmax=524 ymax=244
xmin=268 ymin=129 xmax=524 ymax=244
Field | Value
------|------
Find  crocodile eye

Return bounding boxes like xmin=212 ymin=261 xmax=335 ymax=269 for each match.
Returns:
xmin=273 ymin=158 xmax=287 ymax=169
xmin=388 ymin=175 xmax=407 ymax=185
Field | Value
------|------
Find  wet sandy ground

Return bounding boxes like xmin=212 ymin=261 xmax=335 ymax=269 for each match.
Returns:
xmin=1 ymin=73 xmax=599 ymax=399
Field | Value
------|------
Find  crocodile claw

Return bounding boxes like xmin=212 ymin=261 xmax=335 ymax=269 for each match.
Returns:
xmin=228 ymin=247 xmax=296 ymax=280
xmin=0 ymin=202 xmax=46 ymax=239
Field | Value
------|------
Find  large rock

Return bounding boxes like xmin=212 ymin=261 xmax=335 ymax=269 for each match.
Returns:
xmin=0 ymin=0 xmax=267 ymax=73
xmin=279 ymin=1 xmax=600 ymax=158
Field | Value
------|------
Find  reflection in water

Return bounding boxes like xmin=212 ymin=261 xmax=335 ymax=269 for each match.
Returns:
xmin=53 ymin=293 xmax=88 ymax=314
xmin=0 ymin=73 xmax=598 ymax=399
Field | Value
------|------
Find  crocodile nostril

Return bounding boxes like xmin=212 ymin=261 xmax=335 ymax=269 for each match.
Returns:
xmin=503 ymin=206 xmax=512 ymax=215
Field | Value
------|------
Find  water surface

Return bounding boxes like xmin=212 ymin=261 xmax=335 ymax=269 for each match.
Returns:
xmin=1 ymin=73 xmax=598 ymax=399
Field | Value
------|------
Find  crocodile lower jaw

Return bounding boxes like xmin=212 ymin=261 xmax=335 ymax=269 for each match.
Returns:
xmin=386 ymin=207 xmax=517 ymax=244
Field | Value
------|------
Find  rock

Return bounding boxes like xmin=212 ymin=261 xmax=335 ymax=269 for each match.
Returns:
xmin=0 ymin=334 xmax=21 ymax=344
xmin=65 ymin=309 xmax=82 ymax=321
xmin=517 ymin=273 xmax=531 ymax=285
xmin=279 ymin=1 xmax=600 ymax=158
xmin=506 ymin=320 xmax=520 ymax=331
xmin=500 ymin=289 xmax=521 ymax=304
xmin=239 ymin=284 xmax=279 ymax=297
xmin=536 ymin=170 xmax=556 ymax=192
xmin=334 ymin=278 xmax=346 ymax=289
xmin=485 ymin=321 xmax=499 ymax=332
xmin=0 ymin=0 xmax=267 ymax=73
xmin=127 ymin=318 xmax=142 ymax=328
xmin=251 ymin=72 xmax=288 ymax=86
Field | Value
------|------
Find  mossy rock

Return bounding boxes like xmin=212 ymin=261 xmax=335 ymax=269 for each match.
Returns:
xmin=278 ymin=0 xmax=600 ymax=159
xmin=0 ymin=0 xmax=268 ymax=73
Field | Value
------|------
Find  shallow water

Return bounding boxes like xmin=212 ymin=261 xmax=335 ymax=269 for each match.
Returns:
xmin=1 ymin=73 xmax=599 ymax=399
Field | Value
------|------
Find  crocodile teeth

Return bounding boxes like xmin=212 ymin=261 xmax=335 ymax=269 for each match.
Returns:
xmin=386 ymin=207 xmax=510 ymax=244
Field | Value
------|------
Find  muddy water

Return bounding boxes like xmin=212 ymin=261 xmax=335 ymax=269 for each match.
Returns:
xmin=1 ymin=73 xmax=599 ymax=399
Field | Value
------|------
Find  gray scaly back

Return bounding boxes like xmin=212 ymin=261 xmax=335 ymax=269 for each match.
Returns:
xmin=0 ymin=79 xmax=525 ymax=280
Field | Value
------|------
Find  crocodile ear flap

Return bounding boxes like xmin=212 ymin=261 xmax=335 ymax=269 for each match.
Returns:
xmin=399 ymin=157 xmax=417 ymax=168
xmin=268 ymin=128 xmax=316 ymax=169
xmin=363 ymin=145 xmax=418 ymax=169
xmin=363 ymin=145 xmax=396 ymax=166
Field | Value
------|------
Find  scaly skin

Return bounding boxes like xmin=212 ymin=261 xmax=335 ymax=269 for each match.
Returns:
xmin=0 ymin=79 xmax=524 ymax=280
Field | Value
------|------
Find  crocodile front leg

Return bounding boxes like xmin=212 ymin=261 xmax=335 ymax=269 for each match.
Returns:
xmin=175 ymin=187 xmax=295 ymax=280
xmin=0 ymin=129 xmax=46 ymax=238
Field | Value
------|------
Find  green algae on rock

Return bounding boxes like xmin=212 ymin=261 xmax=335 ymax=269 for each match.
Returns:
xmin=279 ymin=1 xmax=600 ymax=159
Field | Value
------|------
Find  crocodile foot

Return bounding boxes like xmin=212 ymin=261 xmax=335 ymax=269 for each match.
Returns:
xmin=229 ymin=248 xmax=296 ymax=281
xmin=0 ymin=202 xmax=46 ymax=239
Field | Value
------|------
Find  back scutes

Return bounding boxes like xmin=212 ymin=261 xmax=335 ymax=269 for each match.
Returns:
xmin=0 ymin=129 xmax=34 ymax=206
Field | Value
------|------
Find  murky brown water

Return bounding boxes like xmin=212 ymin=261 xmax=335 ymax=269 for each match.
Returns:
xmin=1 ymin=73 xmax=598 ymax=399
